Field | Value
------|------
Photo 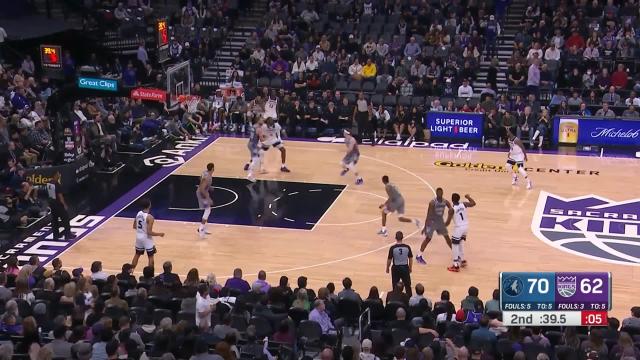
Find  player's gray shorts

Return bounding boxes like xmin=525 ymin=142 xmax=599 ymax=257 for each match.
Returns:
xmin=342 ymin=153 xmax=359 ymax=165
xmin=425 ymin=219 xmax=448 ymax=237
xmin=196 ymin=190 xmax=212 ymax=209
xmin=248 ymin=142 xmax=260 ymax=157
xmin=384 ymin=199 xmax=405 ymax=215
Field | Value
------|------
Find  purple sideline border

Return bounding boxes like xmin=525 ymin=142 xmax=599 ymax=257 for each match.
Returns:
xmin=217 ymin=133 xmax=639 ymax=159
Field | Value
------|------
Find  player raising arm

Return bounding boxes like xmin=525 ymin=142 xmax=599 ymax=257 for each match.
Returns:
xmin=132 ymin=199 xmax=164 ymax=269
xmin=448 ymin=193 xmax=476 ymax=272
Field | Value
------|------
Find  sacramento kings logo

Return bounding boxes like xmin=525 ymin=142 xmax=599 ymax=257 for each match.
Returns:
xmin=556 ymin=276 xmax=577 ymax=297
xmin=531 ymin=191 xmax=640 ymax=266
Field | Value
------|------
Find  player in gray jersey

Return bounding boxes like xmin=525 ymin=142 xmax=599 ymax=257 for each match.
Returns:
xmin=377 ymin=175 xmax=420 ymax=237
xmin=197 ymin=163 xmax=215 ymax=238
xmin=340 ymin=130 xmax=363 ymax=185
xmin=416 ymin=187 xmax=453 ymax=264
xmin=245 ymin=117 xmax=264 ymax=182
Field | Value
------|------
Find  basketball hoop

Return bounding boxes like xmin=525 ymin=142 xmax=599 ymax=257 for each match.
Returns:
xmin=178 ymin=94 xmax=201 ymax=113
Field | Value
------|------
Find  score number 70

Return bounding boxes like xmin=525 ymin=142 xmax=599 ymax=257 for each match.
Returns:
xmin=527 ymin=278 xmax=604 ymax=294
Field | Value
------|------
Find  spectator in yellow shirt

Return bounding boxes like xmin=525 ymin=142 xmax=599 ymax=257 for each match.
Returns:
xmin=362 ymin=58 xmax=377 ymax=80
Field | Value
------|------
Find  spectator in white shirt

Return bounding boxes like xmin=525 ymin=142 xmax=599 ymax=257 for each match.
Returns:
xmin=544 ymin=43 xmax=561 ymax=61
xmin=625 ymin=91 xmax=640 ymax=106
xmin=305 ymin=56 xmax=319 ymax=72
xmin=312 ymin=46 xmax=325 ymax=62
xmin=196 ymin=283 xmax=217 ymax=331
xmin=349 ymin=59 xmax=364 ymax=80
xmin=21 ymin=56 xmax=35 ymax=76
xmin=90 ymin=261 xmax=109 ymax=281
xmin=526 ymin=42 xmax=543 ymax=60
xmin=251 ymin=48 xmax=266 ymax=65
xmin=300 ymin=9 xmax=319 ymax=24
xmin=114 ymin=2 xmax=129 ymax=20
xmin=409 ymin=283 xmax=433 ymax=308
xmin=291 ymin=57 xmax=306 ymax=80
xmin=376 ymin=39 xmax=389 ymax=58
xmin=457 ymin=78 xmax=474 ymax=98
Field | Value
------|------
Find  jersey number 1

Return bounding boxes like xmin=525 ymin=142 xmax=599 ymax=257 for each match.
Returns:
xmin=459 ymin=213 xmax=464 ymax=221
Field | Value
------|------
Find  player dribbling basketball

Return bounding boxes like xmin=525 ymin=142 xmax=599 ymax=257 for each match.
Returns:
xmin=448 ymin=193 xmax=476 ymax=272
xmin=341 ymin=130 xmax=363 ymax=185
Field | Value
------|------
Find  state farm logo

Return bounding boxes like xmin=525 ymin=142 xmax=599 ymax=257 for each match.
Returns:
xmin=131 ymin=88 xmax=166 ymax=102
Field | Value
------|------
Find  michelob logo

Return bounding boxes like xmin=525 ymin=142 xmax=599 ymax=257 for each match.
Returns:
xmin=558 ymin=118 xmax=579 ymax=144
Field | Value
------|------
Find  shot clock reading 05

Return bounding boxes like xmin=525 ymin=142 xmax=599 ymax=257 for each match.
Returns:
xmin=500 ymin=272 xmax=611 ymax=326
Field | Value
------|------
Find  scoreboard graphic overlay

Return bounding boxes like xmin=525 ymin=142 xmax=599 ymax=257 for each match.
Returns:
xmin=500 ymin=272 xmax=611 ymax=326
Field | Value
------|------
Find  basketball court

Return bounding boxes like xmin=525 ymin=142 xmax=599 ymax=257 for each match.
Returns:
xmin=57 ymin=137 xmax=640 ymax=319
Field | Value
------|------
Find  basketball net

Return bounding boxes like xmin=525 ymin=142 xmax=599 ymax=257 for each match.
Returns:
xmin=177 ymin=94 xmax=201 ymax=113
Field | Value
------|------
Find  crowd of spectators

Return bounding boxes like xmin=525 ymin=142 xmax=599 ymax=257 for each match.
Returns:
xmin=0 ymin=255 xmax=638 ymax=360
xmin=195 ymin=0 xmax=640 ymax=147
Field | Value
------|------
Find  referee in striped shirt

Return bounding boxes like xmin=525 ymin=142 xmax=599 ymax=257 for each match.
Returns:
xmin=386 ymin=231 xmax=413 ymax=295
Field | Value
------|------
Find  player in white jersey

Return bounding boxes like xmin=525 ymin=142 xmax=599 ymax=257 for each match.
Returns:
xmin=507 ymin=130 xmax=532 ymax=189
xmin=197 ymin=163 xmax=215 ymax=238
xmin=340 ymin=130 xmax=363 ymax=185
xmin=447 ymin=193 xmax=476 ymax=272
xmin=378 ymin=175 xmax=421 ymax=237
xmin=264 ymin=94 xmax=278 ymax=121
xmin=131 ymin=198 xmax=164 ymax=269
xmin=260 ymin=117 xmax=290 ymax=172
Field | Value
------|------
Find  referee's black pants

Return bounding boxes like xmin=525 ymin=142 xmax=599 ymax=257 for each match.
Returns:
xmin=355 ymin=111 xmax=371 ymax=143
xmin=391 ymin=265 xmax=412 ymax=296
xmin=50 ymin=203 xmax=71 ymax=240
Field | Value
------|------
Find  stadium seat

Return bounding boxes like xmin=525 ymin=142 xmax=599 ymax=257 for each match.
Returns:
xmin=288 ymin=307 xmax=309 ymax=327
xmin=271 ymin=77 xmax=283 ymax=89
xmin=257 ymin=77 xmax=270 ymax=88
xmin=153 ymin=308 xmax=173 ymax=325
xmin=362 ymin=81 xmax=376 ymax=93
xmin=554 ymin=345 xmax=578 ymax=360
xmin=383 ymin=95 xmax=397 ymax=107
xmin=337 ymin=298 xmax=361 ymax=328
xmin=371 ymin=94 xmax=384 ymax=106
xmin=391 ymin=327 xmax=410 ymax=346
xmin=362 ymin=299 xmax=385 ymax=322
xmin=398 ymin=96 xmax=411 ymax=107
xmin=230 ymin=314 xmax=248 ymax=332
xmin=375 ymin=81 xmax=388 ymax=94
xmin=297 ymin=320 xmax=323 ymax=357
xmin=335 ymin=80 xmax=348 ymax=91
xmin=349 ymin=80 xmax=362 ymax=91
xmin=250 ymin=316 xmax=273 ymax=338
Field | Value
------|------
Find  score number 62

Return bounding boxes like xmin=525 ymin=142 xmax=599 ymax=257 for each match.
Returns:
xmin=527 ymin=278 xmax=603 ymax=294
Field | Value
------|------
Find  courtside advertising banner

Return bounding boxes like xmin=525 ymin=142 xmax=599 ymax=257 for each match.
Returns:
xmin=426 ymin=111 xmax=484 ymax=140
xmin=553 ymin=117 xmax=640 ymax=146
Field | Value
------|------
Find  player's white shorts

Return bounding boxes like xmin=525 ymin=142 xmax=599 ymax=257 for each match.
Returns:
xmin=261 ymin=139 xmax=284 ymax=150
xmin=384 ymin=199 xmax=405 ymax=215
xmin=135 ymin=235 xmax=156 ymax=255
xmin=507 ymin=158 xmax=525 ymax=168
xmin=424 ymin=219 xmax=449 ymax=237
xmin=451 ymin=225 xmax=468 ymax=244
xmin=196 ymin=190 xmax=213 ymax=208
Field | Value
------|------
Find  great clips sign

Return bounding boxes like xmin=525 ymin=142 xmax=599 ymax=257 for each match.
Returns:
xmin=78 ymin=77 xmax=118 ymax=92
xmin=131 ymin=87 xmax=166 ymax=102
xmin=426 ymin=111 xmax=484 ymax=140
